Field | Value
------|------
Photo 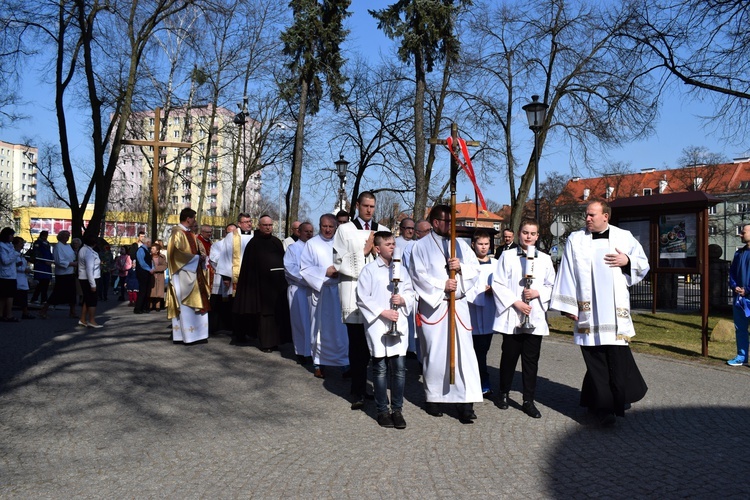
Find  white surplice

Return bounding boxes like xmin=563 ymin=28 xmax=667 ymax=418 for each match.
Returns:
xmin=333 ymin=221 xmax=374 ymax=323
xmin=299 ymin=234 xmax=349 ymax=366
xmin=409 ymin=232 xmax=483 ymax=403
xmin=356 ymin=256 xmax=415 ymax=358
xmin=466 ymin=257 xmax=497 ymax=335
xmin=492 ymin=248 xmax=555 ymax=336
xmin=550 ymin=225 xmax=650 ymax=346
xmin=284 ymin=238 xmax=312 ymax=357
xmin=215 ymin=231 xmax=253 ymax=296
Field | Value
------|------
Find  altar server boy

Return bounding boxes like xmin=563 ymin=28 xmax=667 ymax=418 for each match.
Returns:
xmin=356 ymin=231 xmax=415 ymax=429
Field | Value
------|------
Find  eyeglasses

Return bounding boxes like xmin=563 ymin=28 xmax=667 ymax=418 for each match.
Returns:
xmin=401 ymin=226 xmax=415 ymax=230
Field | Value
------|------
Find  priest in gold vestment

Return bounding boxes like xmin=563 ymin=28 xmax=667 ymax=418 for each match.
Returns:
xmin=167 ymin=208 xmax=211 ymax=345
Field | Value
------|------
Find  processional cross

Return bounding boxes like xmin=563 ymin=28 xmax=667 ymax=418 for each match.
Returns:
xmin=428 ymin=122 xmax=481 ymax=384
xmin=122 ymin=107 xmax=192 ymax=241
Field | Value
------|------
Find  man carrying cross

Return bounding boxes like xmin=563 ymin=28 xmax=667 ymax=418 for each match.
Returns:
xmin=408 ymin=204 xmax=483 ymax=423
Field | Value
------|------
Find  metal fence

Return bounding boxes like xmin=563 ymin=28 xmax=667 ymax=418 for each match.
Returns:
xmin=629 ymin=272 xmax=733 ymax=312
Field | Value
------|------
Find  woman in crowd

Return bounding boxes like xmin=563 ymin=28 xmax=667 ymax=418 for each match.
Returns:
xmin=0 ymin=227 xmax=18 ymax=322
xmin=149 ymin=243 xmax=167 ymax=311
xmin=114 ymin=246 xmax=132 ymax=301
xmin=77 ymin=233 xmax=103 ymax=328
xmin=13 ymin=236 xmax=34 ymax=319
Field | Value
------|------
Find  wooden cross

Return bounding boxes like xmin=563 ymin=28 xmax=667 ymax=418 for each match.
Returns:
xmin=428 ymin=122 xmax=480 ymax=385
xmin=122 ymin=107 xmax=192 ymax=241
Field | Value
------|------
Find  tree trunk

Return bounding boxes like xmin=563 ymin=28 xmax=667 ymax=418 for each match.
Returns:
xmin=288 ymin=78 xmax=308 ymax=235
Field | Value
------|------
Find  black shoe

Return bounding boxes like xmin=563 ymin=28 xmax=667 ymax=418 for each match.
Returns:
xmin=391 ymin=410 xmax=407 ymax=429
xmin=184 ymin=338 xmax=208 ymax=346
xmin=377 ymin=412 xmax=394 ymax=428
xmin=351 ymin=397 xmax=365 ymax=410
xmin=498 ymin=392 xmax=509 ymax=410
xmin=458 ymin=403 xmax=477 ymax=422
xmin=133 ymin=310 xmax=143 ymax=314
xmin=425 ymin=402 xmax=443 ymax=417
xmin=522 ymin=400 xmax=542 ymax=419
xmin=259 ymin=347 xmax=273 ymax=353
xmin=598 ymin=411 xmax=616 ymax=427
xmin=296 ymin=355 xmax=307 ymax=365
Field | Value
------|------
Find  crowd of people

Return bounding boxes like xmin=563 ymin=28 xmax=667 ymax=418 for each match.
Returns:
xmin=0 ymin=197 xmax=659 ymax=428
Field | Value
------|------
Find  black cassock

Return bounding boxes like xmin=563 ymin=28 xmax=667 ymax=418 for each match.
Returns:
xmin=233 ymin=233 xmax=291 ymax=349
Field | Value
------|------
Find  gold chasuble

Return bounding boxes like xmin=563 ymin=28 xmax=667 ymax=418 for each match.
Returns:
xmin=166 ymin=226 xmax=211 ymax=319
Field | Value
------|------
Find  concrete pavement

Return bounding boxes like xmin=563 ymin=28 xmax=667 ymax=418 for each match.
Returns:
xmin=1 ymin=300 xmax=749 ymax=498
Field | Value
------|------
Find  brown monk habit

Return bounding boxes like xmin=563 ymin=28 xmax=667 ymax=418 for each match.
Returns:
xmin=233 ymin=232 xmax=291 ymax=350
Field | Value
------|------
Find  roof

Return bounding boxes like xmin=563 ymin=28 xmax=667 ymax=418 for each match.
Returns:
xmin=557 ymin=161 xmax=750 ymax=205
xmin=455 ymin=201 xmax=504 ymax=222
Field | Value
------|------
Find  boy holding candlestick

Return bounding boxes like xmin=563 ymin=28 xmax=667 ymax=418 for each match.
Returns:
xmin=492 ymin=220 xmax=556 ymax=418
xmin=356 ymin=231 xmax=415 ymax=429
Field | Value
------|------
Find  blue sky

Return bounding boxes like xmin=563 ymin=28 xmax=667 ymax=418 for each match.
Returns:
xmin=3 ymin=1 xmax=745 ymax=211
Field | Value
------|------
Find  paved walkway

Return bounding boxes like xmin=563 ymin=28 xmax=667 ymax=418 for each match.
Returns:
xmin=1 ymin=300 xmax=749 ymax=499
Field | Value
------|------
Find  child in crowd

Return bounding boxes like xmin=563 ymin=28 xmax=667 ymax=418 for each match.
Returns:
xmin=125 ymin=267 xmax=139 ymax=306
xmin=466 ymin=230 xmax=497 ymax=396
xmin=356 ymin=231 xmax=415 ymax=429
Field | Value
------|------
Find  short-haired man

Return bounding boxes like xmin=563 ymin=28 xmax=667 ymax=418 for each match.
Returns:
xmin=234 ymin=215 xmax=290 ymax=352
xmin=335 ymin=210 xmax=350 ymax=226
xmin=408 ymin=204 xmax=483 ymax=422
xmin=728 ymin=223 xmax=750 ymax=366
xmin=334 ymin=191 xmax=379 ymax=409
xmin=300 ymin=214 xmax=349 ymax=376
xmin=550 ymin=199 xmax=649 ymax=426
xmin=166 ymin=208 xmax=210 ymax=345
xmin=283 ymin=220 xmax=301 ymax=251
xmin=133 ymin=236 xmax=154 ymax=314
xmin=285 ymin=222 xmax=315 ymax=364
xmin=493 ymin=228 xmax=517 ymax=259
xmin=216 ymin=213 xmax=254 ymax=342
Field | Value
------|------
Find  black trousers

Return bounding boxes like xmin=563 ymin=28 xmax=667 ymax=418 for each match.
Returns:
xmin=472 ymin=334 xmax=494 ymax=391
xmin=31 ymin=278 xmax=50 ymax=303
xmin=346 ymin=323 xmax=370 ymax=397
xmin=580 ymin=345 xmax=648 ymax=416
xmin=134 ymin=270 xmax=152 ymax=312
xmin=499 ymin=333 xmax=543 ymax=402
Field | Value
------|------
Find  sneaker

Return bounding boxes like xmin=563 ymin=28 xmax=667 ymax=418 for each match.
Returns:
xmin=727 ymin=355 xmax=747 ymax=366
xmin=391 ymin=411 xmax=407 ymax=429
xmin=377 ymin=412 xmax=394 ymax=428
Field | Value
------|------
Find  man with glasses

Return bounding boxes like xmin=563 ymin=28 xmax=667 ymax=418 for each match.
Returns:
xmin=216 ymin=213 xmax=254 ymax=343
xmin=408 ymin=204 xmax=483 ymax=423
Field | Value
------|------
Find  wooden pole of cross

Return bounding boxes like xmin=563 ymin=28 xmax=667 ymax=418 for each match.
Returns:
xmin=429 ymin=122 xmax=480 ymax=384
xmin=122 ymin=107 xmax=192 ymax=242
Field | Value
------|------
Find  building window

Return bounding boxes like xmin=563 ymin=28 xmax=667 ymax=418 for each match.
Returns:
xmin=173 ymin=130 xmax=180 ymax=138
xmin=708 ymin=225 xmax=718 ymax=235
xmin=738 ymin=225 xmax=746 ymax=235
xmin=561 ymin=214 xmax=571 ymax=223
xmin=643 ymin=188 xmax=652 ymax=196
xmin=740 ymin=180 xmax=750 ymax=189
xmin=708 ymin=205 xmax=717 ymax=215
xmin=737 ymin=203 xmax=749 ymax=214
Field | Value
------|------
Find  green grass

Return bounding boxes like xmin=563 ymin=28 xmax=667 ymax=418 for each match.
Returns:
xmin=547 ymin=311 xmax=737 ymax=365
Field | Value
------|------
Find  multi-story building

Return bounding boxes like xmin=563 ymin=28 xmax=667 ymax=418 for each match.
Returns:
xmin=0 ymin=139 xmax=38 ymax=207
xmin=111 ymin=105 xmax=261 ymax=218
xmin=554 ymin=158 xmax=750 ymax=262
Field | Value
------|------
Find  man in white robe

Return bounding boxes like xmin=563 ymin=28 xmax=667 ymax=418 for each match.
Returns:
xmin=215 ymin=213 xmax=253 ymax=342
xmin=395 ymin=217 xmax=418 ymax=357
xmin=284 ymin=222 xmax=314 ymax=363
xmin=333 ymin=191 xmax=379 ymax=407
xmin=492 ymin=219 xmax=555 ymax=418
xmin=283 ymin=221 xmax=301 ymax=251
xmin=550 ymin=199 xmax=649 ymax=426
xmin=409 ymin=204 xmax=483 ymax=423
xmin=300 ymin=214 xmax=349 ymax=375
xmin=167 ymin=208 xmax=210 ymax=345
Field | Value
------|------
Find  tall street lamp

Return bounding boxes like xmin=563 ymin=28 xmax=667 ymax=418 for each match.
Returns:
xmin=522 ymin=94 xmax=549 ymax=223
xmin=335 ymin=154 xmax=349 ymax=213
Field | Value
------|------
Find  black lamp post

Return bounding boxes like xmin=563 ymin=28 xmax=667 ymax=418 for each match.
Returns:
xmin=335 ymin=154 xmax=349 ymax=212
xmin=233 ymin=101 xmax=248 ymax=213
xmin=522 ymin=95 xmax=549 ymax=223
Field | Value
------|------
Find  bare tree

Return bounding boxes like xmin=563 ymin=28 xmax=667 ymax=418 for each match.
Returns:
xmin=463 ymin=0 xmax=658 ymax=232
xmin=630 ymin=0 xmax=750 ymax=142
